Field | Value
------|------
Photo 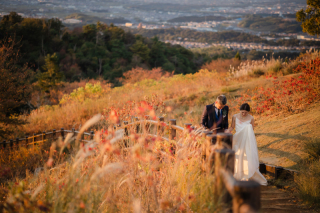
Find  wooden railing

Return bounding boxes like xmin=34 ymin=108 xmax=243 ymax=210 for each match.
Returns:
xmin=0 ymin=128 xmax=97 ymax=151
xmin=205 ymin=133 xmax=261 ymax=213
xmin=1 ymin=116 xmax=298 ymax=212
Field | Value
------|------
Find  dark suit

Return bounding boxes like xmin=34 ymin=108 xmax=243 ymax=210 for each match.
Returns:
xmin=201 ymin=104 xmax=229 ymax=132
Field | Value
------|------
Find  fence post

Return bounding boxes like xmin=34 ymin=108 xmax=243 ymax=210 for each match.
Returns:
xmin=201 ymin=131 xmax=213 ymax=160
xmin=90 ymin=131 xmax=94 ymax=140
xmin=169 ymin=119 xmax=177 ymax=155
xmin=205 ymin=134 xmax=216 ymax=153
xmin=169 ymin=119 xmax=176 ymax=140
xmin=135 ymin=117 xmax=140 ymax=133
xmin=207 ymin=134 xmax=217 ymax=145
xmin=2 ymin=140 xmax=6 ymax=149
xmin=157 ymin=117 xmax=164 ymax=136
xmin=216 ymin=133 xmax=233 ymax=149
xmin=72 ymin=128 xmax=75 ymax=135
xmin=201 ymin=130 xmax=212 ymax=138
xmin=43 ymin=131 xmax=46 ymax=143
xmin=123 ymin=121 xmax=128 ymax=135
xmin=144 ymin=115 xmax=150 ymax=133
xmin=81 ymin=132 xmax=84 ymax=141
xmin=61 ymin=128 xmax=65 ymax=140
xmin=33 ymin=133 xmax=36 ymax=146
xmin=233 ymin=181 xmax=261 ymax=213
xmin=122 ymin=121 xmax=128 ymax=147
xmin=205 ymin=134 xmax=218 ymax=170
xmin=53 ymin=129 xmax=56 ymax=140
xmin=15 ymin=138 xmax=19 ymax=150
xmin=10 ymin=139 xmax=13 ymax=151
xmin=25 ymin=137 xmax=28 ymax=148
xmin=215 ymin=148 xmax=235 ymax=204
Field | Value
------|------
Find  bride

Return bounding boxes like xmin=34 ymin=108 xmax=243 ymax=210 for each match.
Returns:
xmin=226 ymin=103 xmax=267 ymax=186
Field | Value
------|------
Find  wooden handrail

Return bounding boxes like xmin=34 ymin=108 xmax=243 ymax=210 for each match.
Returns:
xmin=0 ymin=117 xmax=302 ymax=213
xmin=124 ymin=119 xmax=185 ymax=131
xmin=220 ymin=168 xmax=236 ymax=197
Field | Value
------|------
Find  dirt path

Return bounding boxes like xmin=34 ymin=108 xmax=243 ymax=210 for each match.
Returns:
xmin=261 ymin=185 xmax=311 ymax=213
xmin=254 ymin=103 xmax=320 ymax=169
xmin=220 ymin=76 xmax=320 ymax=169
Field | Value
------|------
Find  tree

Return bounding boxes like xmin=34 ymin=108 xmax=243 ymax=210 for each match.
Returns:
xmin=0 ymin=38 xmax=32 ymax=138
xmin=149 ymin=37 xmax=166 ymax=68
xmin=130 ymin=40 xmax=150 ymax=63
xmin=38 ymin=53 xmax=63 ymax=92
xmin=0 ymin=12 xmax=23 ymax=31
xmin=296 ymin=0 xmax=320 ymax=37
xmin=235 ymin=51 xmax=241 ymax=60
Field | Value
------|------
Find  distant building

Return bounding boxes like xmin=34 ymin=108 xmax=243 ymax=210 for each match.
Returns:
xmin=138 ymin=23 xmax=142 ymax=29
xmin=63 ymin=19 xmax=82 ymax=24
xmin=125 ymin=23 xmax=133 ymax=27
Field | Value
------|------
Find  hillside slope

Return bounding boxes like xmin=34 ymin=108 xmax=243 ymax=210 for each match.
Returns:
xmin=255 ymin=103 xmax=320 ymax=169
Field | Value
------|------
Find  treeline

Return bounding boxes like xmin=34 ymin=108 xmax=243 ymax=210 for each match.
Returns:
xmin=191 ymin=46 xmax=301 ymax=61
xmin=0 ymin=12 xmax=208 ymax=86
xmin=125 ymin=28 xmax=268 ymax=44
xmin=125 ymin=27 xmax=320 ymax=47
xmin=238 ymin=15 xmax=302 ymax=33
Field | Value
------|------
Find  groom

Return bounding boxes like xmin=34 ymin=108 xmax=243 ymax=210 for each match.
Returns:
xmin=201 ymin=95 xmax=229 ymax=133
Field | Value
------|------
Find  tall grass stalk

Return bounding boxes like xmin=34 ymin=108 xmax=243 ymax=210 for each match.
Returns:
xmin=2 ymin=119 xmax=223 ymax=212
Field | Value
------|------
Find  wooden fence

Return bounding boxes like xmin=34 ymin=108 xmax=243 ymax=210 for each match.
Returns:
xmin=1 ymin=116 xmax=298 ymax=212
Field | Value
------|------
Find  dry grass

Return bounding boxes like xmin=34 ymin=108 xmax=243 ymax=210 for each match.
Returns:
xmin=2 ymin=51 xmax=320 ymax=212
xmin=201 ymin=58 xmax=241 ymax=74
xmin=0 ymin=116 xmax=225 ymax=212
xmin=1 ymin=69 xmax=225 ymax=140
xmin=295 ymin=138 xmax=320 ymax=209
xmin=30 ymin=78 xmax=111 ymax=107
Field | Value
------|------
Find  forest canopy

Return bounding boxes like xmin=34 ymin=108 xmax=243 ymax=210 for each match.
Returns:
xmin=0 ymin=12 xmax=208 ymax=86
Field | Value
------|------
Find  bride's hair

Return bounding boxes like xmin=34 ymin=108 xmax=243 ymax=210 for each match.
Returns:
xmin=240 ymin=103 xmax=250 ymax=112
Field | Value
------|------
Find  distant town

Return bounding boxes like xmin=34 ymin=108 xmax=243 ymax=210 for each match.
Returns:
xmin=164 ymin=40 xmax=318 ymax=52
xmin=1 ymin=0 xmax=319 ymax=52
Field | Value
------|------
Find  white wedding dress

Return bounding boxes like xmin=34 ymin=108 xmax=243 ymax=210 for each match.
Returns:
xmin=233 ymin=118 xmax=267 ymax=186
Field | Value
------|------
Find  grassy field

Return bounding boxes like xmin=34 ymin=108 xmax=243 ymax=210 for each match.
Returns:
xmin=1 ymin=50 xmax=320 ymax=211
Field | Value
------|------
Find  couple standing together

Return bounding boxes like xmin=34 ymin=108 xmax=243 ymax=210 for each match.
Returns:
xmin=201 ymin=95 xmax=267 ymax=186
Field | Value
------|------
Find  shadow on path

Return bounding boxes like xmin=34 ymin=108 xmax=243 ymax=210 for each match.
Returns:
xmin=255 ymin=132 xmax=313 ymax=167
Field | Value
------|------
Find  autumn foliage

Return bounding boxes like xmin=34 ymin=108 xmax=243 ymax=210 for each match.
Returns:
xmin=234 ymin=57 xmax=320 ymax=115
xmin=0 ymin=38 xmax=32 ymax=137
xmin=119 ymin=67 xmax=173 ymax=84
xmin=201 ymin=58 xmax=241 ymax=74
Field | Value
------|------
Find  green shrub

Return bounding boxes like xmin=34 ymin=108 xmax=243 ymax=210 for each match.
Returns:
xmin=197 ymin=96 xmax=208 ymax=105
xmin=221 ymin=87 xmax=238 ymax=93
xmin=295 ymin=160 xmax=320 ymax=208
xmin=250 ymin=68 xmax=265 ymax=77
xmin=267 ymin=61 xmax=282 ymax=73
xmin=295 ymin=139 xmax=320 ymax=208
xmin=304 ymin=139 xmax=320 ymax=161
xmin=59 ymin=82 xmax=105 ymax=104
xmin=283 ymin=60 xmax=301 ymax=75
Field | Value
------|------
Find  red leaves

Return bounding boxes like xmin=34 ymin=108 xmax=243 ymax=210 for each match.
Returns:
xmin=110 ymin=110 xmax=119 ymax=124
xmin=244 ymin=57 xmax=320 ymax=115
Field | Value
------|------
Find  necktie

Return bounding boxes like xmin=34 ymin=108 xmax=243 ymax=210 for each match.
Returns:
xmin=218 ymin=109 xmax=220 ymax=118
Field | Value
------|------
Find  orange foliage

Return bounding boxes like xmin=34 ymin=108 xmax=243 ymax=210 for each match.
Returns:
xmin=31 ymin=78 xmax=110 ymax=106
xmin=119 ymin=67 xmax=173 ymax=84
xmin=231 ymin=57 xmax=320 ymax=116
xmin=201 ymin=59 xmax=241 ymax=73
